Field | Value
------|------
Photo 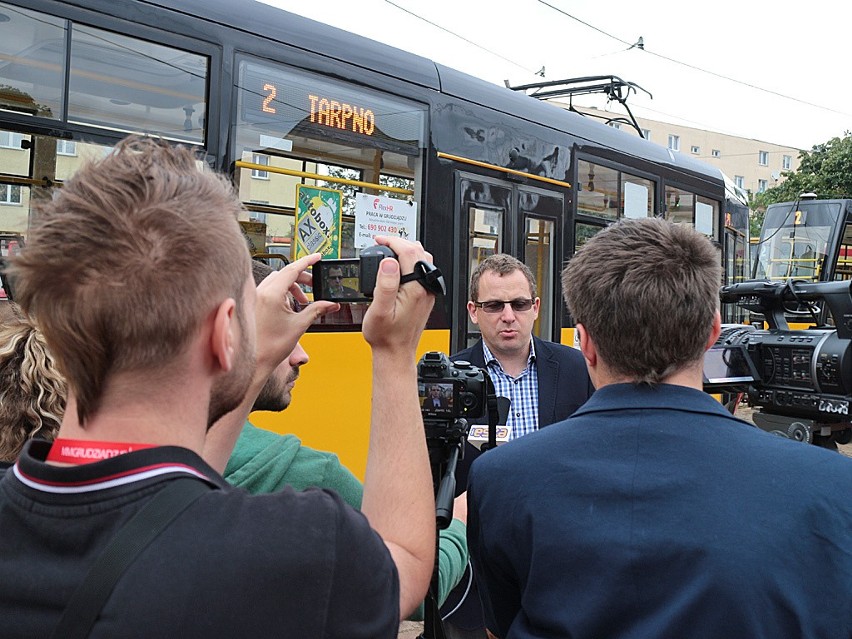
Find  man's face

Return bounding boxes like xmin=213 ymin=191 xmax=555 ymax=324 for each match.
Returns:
xmin=208 ymin=271 xmax=257 ymax=428
xmin=467 ymin=269 xmax=540 ymax=361
xmin=430 ymin=386 xmax=440 ymax=398
xmin=252 ymin=341 xmax=309 ymax=412
xmin=328 ymin=268 xmax=344 ymax=291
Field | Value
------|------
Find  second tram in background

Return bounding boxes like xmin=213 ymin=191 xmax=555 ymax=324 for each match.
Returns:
xmin=753 ymin=194 xmax=852 ymax=325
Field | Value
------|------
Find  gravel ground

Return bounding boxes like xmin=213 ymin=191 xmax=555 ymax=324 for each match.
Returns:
xmin=397 ymin=621 xmax=423 ymax=638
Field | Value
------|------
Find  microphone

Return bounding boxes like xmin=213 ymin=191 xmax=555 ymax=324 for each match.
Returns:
xmin=466 ymin=396 xmax=511 ymax=450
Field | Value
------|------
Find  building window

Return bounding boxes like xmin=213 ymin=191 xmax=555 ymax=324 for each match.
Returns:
xmin=711 ymin=149 xmax=721 ymax=158
xmin=782 ymin=155 xmax=792 ymax=170
xmin=758 ymin=179 xmax=768 ymax=193
xmin=758 ymin=151 xmax=769 ymax=166
xmin=608 ymin=121 xmax=621 ymax=130
xmin=251 ymin=153 xmax=269 ymax=179
xmin=0 ymin=131 xmax=25 ymax=149
xmin=0 ymin=184 xmax=22 ymax=205
xmin=641 ymin=129 xmax=651 ymax=140
xmin=690 ymin=145 xmax=700 ymax=154
xmin=734 ymin=176 xmax=745 ymax=189
xmin=56 ymin=140 xmax=77 ymax=156
xmin=668 ymin=135 xmax=680 ymax=152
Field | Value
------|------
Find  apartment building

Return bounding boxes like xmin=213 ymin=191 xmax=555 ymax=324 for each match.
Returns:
xmin=571 ymin=106 xmax=802 ymax=199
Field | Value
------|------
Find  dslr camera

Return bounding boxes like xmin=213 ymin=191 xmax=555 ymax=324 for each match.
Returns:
xmin=417 ymin=351 xmax=490 ymax=529
xmin=418 ymin=351 xmax=488 ymax=423
xmin=706 ymin=278 xmax=852 ymax=446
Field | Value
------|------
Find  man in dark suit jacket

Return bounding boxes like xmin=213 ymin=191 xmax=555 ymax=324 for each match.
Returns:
xmin=468 ymin=218 xmax=852 ymax=639
xmin=450 ymin=335 xmax=593 ymax=489
xmin=441 ymin=254 xmax=594 ymax=639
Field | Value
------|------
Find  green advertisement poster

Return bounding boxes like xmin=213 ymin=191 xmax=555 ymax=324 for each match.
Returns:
xmin=294 ymin=185 xmax=342 ymax=259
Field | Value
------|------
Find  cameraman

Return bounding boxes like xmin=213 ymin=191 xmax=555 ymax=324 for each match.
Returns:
xmin=0 ymin=137 xmax=435 ymax=637
xmin=468 ymin=218 xmax=852 ymax=639
xmin=204 ymin=259 xmax=469 ymax=615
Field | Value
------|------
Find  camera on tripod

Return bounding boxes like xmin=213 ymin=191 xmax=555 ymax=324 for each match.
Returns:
xmin=706 ymin=278 xmax=852 ymax=446
xmin=418 ymin=352 xmax=487 ymax=422
xmin=416 ymin=351 xmax=494 ymax=639
xmin=417 ymin=351 xmax=493 ymax=524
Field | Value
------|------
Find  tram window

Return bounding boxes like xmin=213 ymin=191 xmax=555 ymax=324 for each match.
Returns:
xmin=832 ymin=222 xmax=852 ymax=282
xmin=469 ymin=207 xmax=503 ymax=269
xmin=54 ymin=139 xmax=113 ymax=181
xmin=0 ymin=5 xmax=208 ymax=142
xmin=0 ymin=129 xmax=30 ymax=178
xmin=234 ymin=57 xmax=425 ymax=328
xmin=575 ymin=221 xmax=605 ymax=251
xmin=0 ymin=4 xmax=65 ymax=119
xmin=664 ymin=186 xmax=720 ymax=237
xmin=0 ymin=133 xmax=115 ymax=243
xmin=665 ymin=186 xmax=694 ymax=225
xmin=577 ymin=161 xmax=618 ymax=220
xmin=0 ymin=183 xmax=29 ymax=237
xmin=697 ymin=196 xmax=719 ymax=237
xmin=578 ymin=161 xmax=655 ymax=221
xmin=465 ymin=206 xmax=504 ymax=344
xmin=525 ymin=217 xmax=554 ymax=339
xmin=67 ymin=26 xmax=207 ymax=143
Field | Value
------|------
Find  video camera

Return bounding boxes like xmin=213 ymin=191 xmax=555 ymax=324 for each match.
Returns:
xmin=312 ymin=245 xmax=445 ymax=302
xmin=707 ymin=279 xmax=852 ymax=445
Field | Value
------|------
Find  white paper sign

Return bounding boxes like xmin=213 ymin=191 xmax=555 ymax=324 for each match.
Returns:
xmin=354 ymin=193 xmax=417 ymax=248
xmin=623 ymin=181 xmax=649 ymax=219
xmin=695 ymin=201 xmax=714 ymax=236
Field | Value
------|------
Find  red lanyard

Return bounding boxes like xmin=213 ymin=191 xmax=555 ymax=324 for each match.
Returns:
xmin=46 ymin=438 xmax=157 ymax=465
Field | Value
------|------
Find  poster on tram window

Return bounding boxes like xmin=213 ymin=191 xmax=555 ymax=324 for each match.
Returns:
xmin=354 ymin=193 xmax=417 ymax=248
xmin=294 ymin=185 xmax=342 ymax=259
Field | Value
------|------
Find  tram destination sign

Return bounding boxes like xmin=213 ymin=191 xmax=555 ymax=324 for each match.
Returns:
xmin=238 ymin=59 xmax=424 ymax=153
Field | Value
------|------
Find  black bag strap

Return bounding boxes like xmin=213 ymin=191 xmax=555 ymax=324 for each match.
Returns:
xmin=51 ymin=477 xmax=212 ymax=639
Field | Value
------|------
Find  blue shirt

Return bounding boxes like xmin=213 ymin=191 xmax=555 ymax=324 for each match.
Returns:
xmin=481 ymin=340 xmax=539 ymax=439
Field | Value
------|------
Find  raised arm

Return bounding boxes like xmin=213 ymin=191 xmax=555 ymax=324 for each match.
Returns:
xmin=204 ymin=253 xmax=337 ymax=473
xmin=360 ymin=236 xmax=437 ymax=619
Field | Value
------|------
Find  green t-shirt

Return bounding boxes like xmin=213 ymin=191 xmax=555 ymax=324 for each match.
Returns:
xmin=224 ymin=422 xmax=468 ymax=614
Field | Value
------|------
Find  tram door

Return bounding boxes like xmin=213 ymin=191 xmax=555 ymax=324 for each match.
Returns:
xmin=453 ymin=171 xmax=563 ymax=352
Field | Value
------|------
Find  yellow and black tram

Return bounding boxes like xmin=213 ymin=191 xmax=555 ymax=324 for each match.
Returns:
xmin=0 ymin=0 xmax=733 ymax=476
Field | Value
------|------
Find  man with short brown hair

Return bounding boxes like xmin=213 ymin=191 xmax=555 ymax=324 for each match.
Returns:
xmin=0 ymin=137 xmax=436 ymax=638
xmin=468 ymin=217 xmax=852 ymax=639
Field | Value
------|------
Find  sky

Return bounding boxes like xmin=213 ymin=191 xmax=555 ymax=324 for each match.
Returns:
xmin=260 ymin=0 xmax=852 ymax=151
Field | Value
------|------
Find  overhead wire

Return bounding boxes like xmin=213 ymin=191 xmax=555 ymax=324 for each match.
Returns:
xmin=535 ymin=0 xmax=852 ymax=119
xmin=382 ymin=0 xmax=540 ymax=76
xmin=374 ymin=0 xmax=732 ymax=189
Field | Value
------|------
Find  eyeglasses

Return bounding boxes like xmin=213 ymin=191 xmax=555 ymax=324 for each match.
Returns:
xmin=474 ymin=299 xmax=534 ymax=313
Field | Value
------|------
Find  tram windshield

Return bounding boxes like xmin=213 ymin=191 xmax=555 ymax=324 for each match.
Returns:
xmin=752 ymin=201 xmax=840 ymax=282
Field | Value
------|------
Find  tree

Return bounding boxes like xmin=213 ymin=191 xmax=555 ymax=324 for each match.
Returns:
xmin=752 ymin=132 xmax=852 ymax=211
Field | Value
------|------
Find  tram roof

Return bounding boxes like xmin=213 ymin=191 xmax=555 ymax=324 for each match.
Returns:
xmin=81 ymin=0 xmax=722 ymax=182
